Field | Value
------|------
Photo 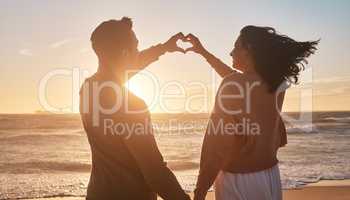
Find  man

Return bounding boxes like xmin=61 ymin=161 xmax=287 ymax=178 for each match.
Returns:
xmin=80 ymin=17 xmax=190 ymax=200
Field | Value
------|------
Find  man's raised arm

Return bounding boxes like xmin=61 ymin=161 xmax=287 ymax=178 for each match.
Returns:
xmin=127 ymin=32 xmax=186 ymax=80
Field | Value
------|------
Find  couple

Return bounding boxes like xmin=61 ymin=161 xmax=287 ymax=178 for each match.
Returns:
xmin=79 ymin=17 xmax=318 ymax=200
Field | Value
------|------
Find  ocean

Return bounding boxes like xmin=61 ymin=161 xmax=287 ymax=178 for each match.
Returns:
xmin=0 ymin=112 xmax=350 ymax=199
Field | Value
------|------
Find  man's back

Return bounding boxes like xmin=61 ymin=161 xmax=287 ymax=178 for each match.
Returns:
xmin=80 ymin=73 xmax=190 ymax=200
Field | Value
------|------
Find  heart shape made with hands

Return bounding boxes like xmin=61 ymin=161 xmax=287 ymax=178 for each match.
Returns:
xmin=176 ymin=39 xmax=193 ymax=52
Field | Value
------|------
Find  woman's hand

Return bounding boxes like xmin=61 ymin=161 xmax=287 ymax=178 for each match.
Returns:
xmin=184 ymin=33 xmax=206 ymax=55
xmin=185 ymin=33 xmax=234 ymax=77
xmin=162 ymin=32 xmax=186 ymax=53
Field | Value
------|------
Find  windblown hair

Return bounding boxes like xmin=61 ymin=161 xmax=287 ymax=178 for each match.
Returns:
xmin=91 ymin=17 xmax=133 ymax=58
xmin=240 ymin=26 xmax=319 ymax=92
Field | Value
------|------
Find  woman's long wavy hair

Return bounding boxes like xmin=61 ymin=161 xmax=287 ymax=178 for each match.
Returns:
xmin=240 ymin=26 xmax=319 ymax=92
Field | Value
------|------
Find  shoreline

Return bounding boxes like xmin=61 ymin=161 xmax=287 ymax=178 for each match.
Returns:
xmin=21 ymin=179 xmax=350 ymax=200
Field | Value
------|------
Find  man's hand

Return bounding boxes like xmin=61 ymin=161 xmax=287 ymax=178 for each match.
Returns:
xmin=162 ymin=32 xmax=186 ymax=53
xmin=184 ymin=34 xmax=206 ymax=55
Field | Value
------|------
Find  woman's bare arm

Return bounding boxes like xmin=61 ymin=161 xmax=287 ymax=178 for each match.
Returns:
xmin=200 ymin=48 xmax=237 ymax=78
xmin=185 ymin=34 xmax=237 ymax=78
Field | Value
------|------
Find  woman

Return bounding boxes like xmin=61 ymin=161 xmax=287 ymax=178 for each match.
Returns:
xmin=185 ymin=26 xmax=318 ymax=200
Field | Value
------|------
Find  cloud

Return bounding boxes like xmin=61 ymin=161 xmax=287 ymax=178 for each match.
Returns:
xmin=315 ymin=85 xmax=350 ymax=96
xmin=79 ymin=48 xmax=90 ymax=53
xmin=314 ymin=76 xmax=350 ymax=84
xmin=50 ymin=39 xmax=72 ymax=48
xmin=19 ymin=49 xmax=33 ymax=56
xmin=313 ymin=76 xmax=350 ymax=96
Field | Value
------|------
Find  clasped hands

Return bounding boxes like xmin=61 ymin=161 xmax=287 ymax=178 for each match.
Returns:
xmin=162 ymin=32 xmax=206 ymax=55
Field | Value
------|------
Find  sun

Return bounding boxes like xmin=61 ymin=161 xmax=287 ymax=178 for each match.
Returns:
xmin=125 ymin=77 xmax=160 ymax=112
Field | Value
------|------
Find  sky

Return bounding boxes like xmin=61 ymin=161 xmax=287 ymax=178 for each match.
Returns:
xmin=0 ymin=0 xmax=350 ymax=113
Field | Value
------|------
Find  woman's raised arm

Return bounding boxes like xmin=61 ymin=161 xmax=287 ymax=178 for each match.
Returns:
xmin=185 ymin=34 xmax=237 ymax=78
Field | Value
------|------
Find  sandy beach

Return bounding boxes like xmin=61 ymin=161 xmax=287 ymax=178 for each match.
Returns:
xmin=24 ymin=180 xmax=350 ymax=200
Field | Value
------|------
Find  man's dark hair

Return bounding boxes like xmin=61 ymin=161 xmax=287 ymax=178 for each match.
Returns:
xmin=91 ymin=17 xmax=134 ymax=58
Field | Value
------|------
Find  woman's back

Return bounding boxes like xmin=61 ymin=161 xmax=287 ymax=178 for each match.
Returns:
xmin=195 ymin=72 xmax=287 ymax=200
xmin=212 ymin=72 xmax=286 ymax=173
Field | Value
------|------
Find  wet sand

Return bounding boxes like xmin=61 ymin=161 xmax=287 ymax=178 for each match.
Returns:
xmin=26 ymin=180 xmax=350 ymax=200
